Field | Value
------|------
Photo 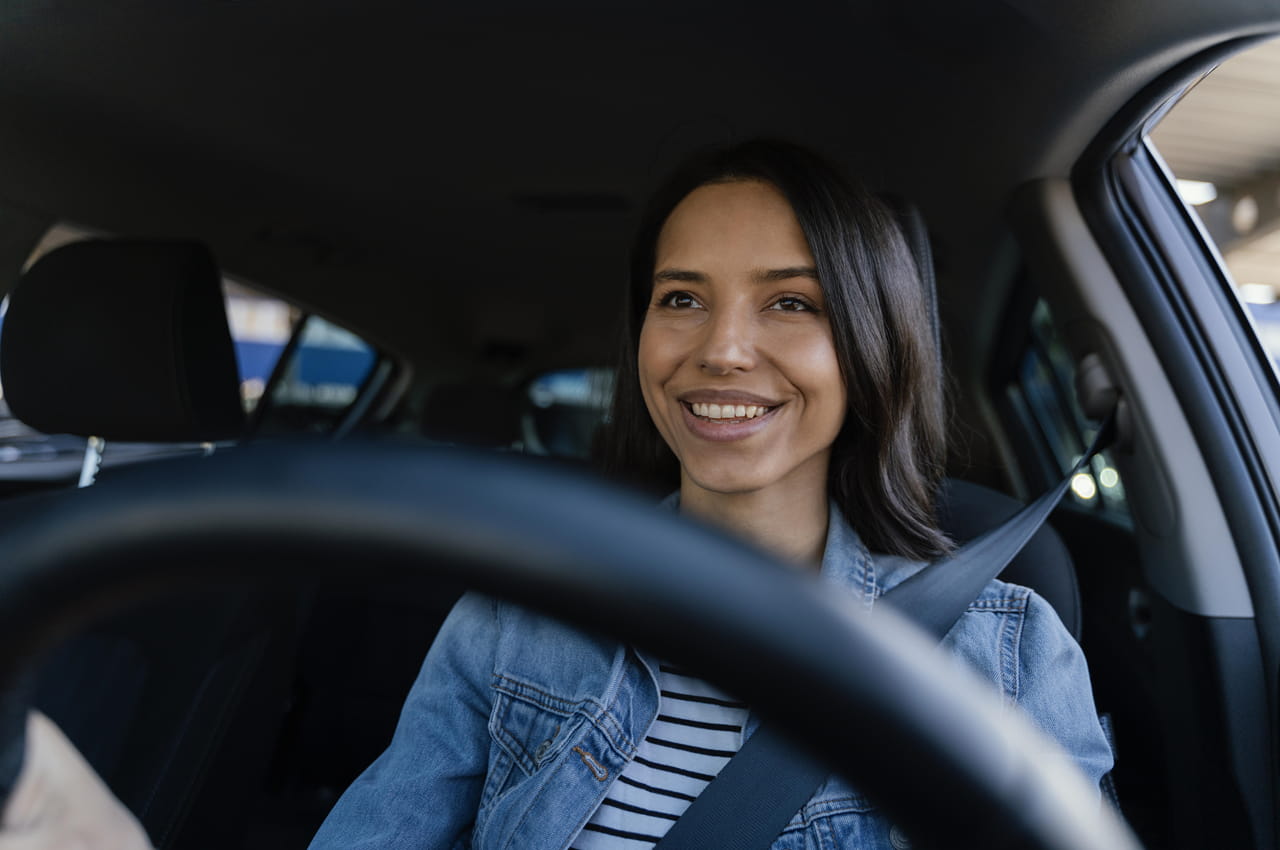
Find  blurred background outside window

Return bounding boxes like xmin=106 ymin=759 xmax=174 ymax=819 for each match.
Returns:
xmin=1149 ymin=40 xmax=1280 ymax=369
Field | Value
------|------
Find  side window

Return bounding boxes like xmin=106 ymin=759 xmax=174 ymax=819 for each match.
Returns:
xmin=224 ymin=281 xmax=301 ymax=412
xmin=251 ymin=315 xmax=380 ymax=437
xmin=1148 ymin=39 xmax=1280 ymax=377
xmin=522 ymin=368 xmax=615 ymax=459
xmin=1001 ymin=297 xmax=1130 ymax=517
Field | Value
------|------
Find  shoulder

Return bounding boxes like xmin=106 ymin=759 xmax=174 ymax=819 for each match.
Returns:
xmin=967 ymin=577 xmax=1034 ymax=614
xmin=444 ymin=592 xmax=619 ymax=653
xmin=864 ymin=550 xmax=1040 ymax=618
xmin=439 ymin=593 xmax=634 ymax=703
xmin=951 ymin=579 xmax=1069 ymax=647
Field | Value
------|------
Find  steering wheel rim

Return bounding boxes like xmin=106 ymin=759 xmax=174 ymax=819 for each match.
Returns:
xmin=0 ymin=442 xmax=1139 ymax=850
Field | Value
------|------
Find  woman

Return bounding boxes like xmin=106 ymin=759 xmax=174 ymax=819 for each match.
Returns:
xmin=307 ymin=140 xmax=1114 ymax=849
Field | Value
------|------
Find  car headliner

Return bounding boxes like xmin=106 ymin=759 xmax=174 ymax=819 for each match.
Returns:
xmin=0 ymin=1 xmax=1275 ymax=390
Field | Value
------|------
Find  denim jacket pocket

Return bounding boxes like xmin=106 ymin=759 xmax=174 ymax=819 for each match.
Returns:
xmin=489 ymin=673 xmax=586 ymax=778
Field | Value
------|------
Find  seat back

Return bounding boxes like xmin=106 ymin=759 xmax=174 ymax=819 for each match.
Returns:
xmin=2 ymin=238 xmax=295 ymax=848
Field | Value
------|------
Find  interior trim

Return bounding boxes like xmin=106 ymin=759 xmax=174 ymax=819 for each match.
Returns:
xmin=1010 ymin=177 xmax=1253 ymax=618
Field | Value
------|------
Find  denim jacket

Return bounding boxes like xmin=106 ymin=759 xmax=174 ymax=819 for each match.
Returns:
xmin=311 ymin=505 xmax=1114 ymax=850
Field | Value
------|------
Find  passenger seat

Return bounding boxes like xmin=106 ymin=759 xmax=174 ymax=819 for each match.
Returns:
xmin=0 ymin=238 xmax=298 ymax=849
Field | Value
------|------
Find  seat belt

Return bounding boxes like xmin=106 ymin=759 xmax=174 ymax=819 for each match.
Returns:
xmin=654 ymin=409 xmax=1118 ymax=850
xmin=885 ymin=407 xmax=1116 ymax=638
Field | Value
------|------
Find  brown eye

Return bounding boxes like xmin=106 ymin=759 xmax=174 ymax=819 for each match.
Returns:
xmin=658 ymin=291 xmax=701 ymax=309
xmin=772 ymin=296 xmax=816 ymax=313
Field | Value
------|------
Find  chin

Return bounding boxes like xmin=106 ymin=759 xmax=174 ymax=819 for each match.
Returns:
xmin=682 ymin=467 xmax=775 ymax=497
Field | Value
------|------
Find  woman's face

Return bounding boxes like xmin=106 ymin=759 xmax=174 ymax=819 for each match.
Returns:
xmin=638 ymin=179 xmax=847 ymax=501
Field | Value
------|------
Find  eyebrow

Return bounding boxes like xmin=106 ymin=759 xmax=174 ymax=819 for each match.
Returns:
xmin=653 ymin=268 xmax=707 ymax=283
xmin=652 ymin=266 xmax=819 ymax=284
xmin=756 ymin=266 xmax=818 ymax=283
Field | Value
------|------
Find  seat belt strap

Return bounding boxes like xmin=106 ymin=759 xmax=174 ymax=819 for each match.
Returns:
xmin=653 ymin=409 xmax=1117 ymax=850
xmin=650 ymin=724 xmax=828 ymax=850
xmin=883 ymin=408 xmax=1117 ymax=639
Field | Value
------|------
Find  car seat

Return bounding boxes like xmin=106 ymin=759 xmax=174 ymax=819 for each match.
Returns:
xmin=0 ymin=238 xmax=299 ymax=848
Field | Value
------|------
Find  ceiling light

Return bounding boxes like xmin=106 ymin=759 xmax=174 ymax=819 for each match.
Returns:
xmin=1233 ymin=195 xmax=1260 ymax=234
xmin=1176 ymin=179 xmax=1218 ymax=205
xmin=1240 ymin=283 xmax=1277 ymax=304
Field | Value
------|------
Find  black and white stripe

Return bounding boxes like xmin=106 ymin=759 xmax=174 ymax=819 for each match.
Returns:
xmin=571 ymin=664 xmax=748 ymax=850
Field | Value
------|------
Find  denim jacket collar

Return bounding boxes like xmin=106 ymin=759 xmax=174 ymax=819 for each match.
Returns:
xmin=657 ymin=492 xmax=912 ymax=607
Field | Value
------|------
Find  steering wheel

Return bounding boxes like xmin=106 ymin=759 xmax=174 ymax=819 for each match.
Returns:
xmin=0 ymin=442 xmax=1139 ymax=850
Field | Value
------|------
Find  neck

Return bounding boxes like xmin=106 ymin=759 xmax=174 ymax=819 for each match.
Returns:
xmin=679 ymin=477 xmax=830 ymax=568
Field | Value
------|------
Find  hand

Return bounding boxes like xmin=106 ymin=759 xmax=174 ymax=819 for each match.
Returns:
xmin=0 ymin=711 xmax=153 ymax=850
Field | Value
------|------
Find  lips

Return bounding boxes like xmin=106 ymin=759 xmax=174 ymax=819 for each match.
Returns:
xmin=678 ymin=389 xmax=780 ymax=406
xmin=677 ymin=397 xmax=782 ymax=441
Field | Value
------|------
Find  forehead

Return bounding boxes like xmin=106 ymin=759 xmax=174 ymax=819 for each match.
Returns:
xmin=655 ymin=179 xmax=814 ymax=267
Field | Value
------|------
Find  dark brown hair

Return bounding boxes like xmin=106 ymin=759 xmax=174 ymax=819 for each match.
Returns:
xmin=598 ymin=139 xmax=951 ymax=560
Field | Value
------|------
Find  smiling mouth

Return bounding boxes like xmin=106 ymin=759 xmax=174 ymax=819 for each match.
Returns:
xmin=684 ymin=401 xmax=777 ymax=422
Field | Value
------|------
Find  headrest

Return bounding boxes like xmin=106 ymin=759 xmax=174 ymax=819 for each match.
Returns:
xmin=0 ymin=239 xmax=245 ymax=442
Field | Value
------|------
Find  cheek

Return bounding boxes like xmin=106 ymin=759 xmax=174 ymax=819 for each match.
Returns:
xmin=793 ymin=335 xmax=847 ymax=423
xmin=637 ymin=322 xmax=672 ymax=422
xmin=639 ymin=319 xmax=687 ymax=380
xmin=637 ymin=323 xmax=656 ymax=395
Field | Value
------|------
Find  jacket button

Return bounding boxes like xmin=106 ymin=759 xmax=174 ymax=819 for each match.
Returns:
xmin=534 ymin=739 xmax=553 ymax=761
xmin=889 ymin=826 xmax=911 ymax=849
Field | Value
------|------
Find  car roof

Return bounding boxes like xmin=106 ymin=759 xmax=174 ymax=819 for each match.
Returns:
xmin=0 ymin=1 xmax=1274 ymax=384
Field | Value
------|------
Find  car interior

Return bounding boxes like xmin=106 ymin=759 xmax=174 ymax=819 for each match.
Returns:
xmin=0 ymin=2 xmax=1278 ymax=849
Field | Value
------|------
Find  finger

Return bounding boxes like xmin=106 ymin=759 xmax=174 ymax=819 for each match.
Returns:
xmin=0 ymin=828 xmax=87 ymax=850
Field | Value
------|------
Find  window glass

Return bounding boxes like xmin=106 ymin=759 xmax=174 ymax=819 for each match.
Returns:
xmin=1005 ymin=300 xmax=1129 ymax=516
xmin=224 ymin=280 xmax=301 ymax=412
xmin=1148 ymin=38 xmax=1280 ymax=369
xmin=253 ymin=316 xmax=379 ymax=436
xmin=522 ymin=368 xmax=615 ymax=459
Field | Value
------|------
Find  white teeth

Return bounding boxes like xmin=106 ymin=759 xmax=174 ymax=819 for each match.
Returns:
xmin=690 ymin=402 xmax=771 ymax=420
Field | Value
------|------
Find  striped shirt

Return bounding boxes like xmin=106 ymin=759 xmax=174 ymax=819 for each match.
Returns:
xmin=570 ymin=663 xmax=748 ymax=849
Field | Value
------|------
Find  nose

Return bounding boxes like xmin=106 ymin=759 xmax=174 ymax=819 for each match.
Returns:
xmin=698 ymin=305 xmax=756 ymax=375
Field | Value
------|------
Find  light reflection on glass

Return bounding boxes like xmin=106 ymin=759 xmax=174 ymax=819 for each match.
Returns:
xmin=1071 ymin=472 xmax=1098 ymax=501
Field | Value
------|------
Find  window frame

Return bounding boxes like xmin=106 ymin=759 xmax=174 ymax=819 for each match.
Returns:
xmin=245 ymin=312 xmax=398 ymax=440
